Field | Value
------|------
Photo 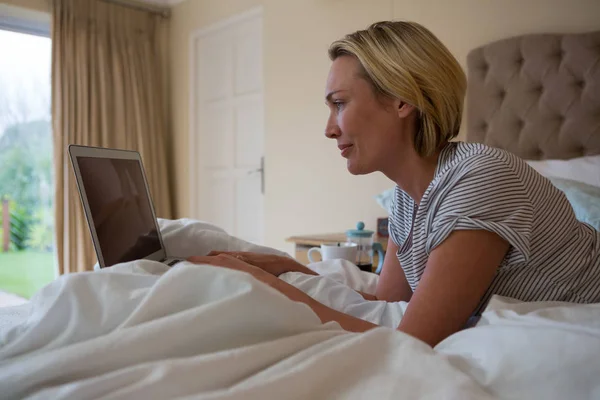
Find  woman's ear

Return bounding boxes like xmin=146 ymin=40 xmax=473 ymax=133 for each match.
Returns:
xmin=397 ymin=101 xmax=416 ymax=119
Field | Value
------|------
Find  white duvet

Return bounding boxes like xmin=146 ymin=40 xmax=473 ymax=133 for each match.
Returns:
xmin=1 ymin=219 xmax=599 ymax=399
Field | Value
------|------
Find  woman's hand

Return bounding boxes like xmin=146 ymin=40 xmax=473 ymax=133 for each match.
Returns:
xmin=187 ymin=254 xmax=274 ymax=282
xmin=187 ymin=254 xmax=378 ymax=334
xmin=187 ymin=254 xmax=315 ymax=304
xmin=204 ymin=251 xmax=318 ymax=277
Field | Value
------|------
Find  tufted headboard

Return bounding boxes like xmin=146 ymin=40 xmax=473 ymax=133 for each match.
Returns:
xmin=466 ymin=31 xmax=600 ymax=160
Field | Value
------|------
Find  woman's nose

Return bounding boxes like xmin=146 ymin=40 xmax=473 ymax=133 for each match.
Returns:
xmin=324 ymin=114 xmax=341 ymax=139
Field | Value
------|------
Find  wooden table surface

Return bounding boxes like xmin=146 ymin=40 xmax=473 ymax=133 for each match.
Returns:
xmin=286 ymin=233 xmax=388 ymax=251
xmin=286 ymin=232 xmax=389 ymax=271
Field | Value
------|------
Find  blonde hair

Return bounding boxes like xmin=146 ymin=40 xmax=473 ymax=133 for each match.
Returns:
xmin=328 ymin=21 xmax=466 ymax=157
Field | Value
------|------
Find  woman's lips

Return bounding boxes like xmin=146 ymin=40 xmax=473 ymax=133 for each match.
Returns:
xmin=338 ymin=144 xmax=353 ymax=158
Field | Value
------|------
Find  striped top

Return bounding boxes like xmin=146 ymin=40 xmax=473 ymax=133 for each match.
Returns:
xmin=389 ymin=142 xmax=600 ymax=315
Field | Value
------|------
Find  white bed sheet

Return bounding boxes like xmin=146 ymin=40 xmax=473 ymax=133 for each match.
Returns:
xmin=0 ymin=219 xmax=599 ymax=399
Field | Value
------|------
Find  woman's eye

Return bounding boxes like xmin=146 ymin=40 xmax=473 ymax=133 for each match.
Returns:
xmin=334 ymin=101 xmax=344 ymax=111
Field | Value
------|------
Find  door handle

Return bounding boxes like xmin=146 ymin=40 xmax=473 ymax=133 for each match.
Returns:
xmin=247 ymin=156 xmax=265 ymax=194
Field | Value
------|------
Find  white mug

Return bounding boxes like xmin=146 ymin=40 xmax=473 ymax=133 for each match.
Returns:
xmin=307 ymin=242 xmax=358 ymax=263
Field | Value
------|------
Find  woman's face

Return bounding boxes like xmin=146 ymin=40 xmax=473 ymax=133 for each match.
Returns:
xmin=324 ymin=56 xmax=415 ymax=176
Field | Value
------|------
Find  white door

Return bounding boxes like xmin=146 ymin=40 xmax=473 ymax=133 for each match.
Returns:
xmin=190 ymin=8 xmax=264 ymax=244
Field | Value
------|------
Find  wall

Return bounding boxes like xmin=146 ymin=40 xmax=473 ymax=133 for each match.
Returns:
xmin=170 ymin=0 xmax=600 ymax=253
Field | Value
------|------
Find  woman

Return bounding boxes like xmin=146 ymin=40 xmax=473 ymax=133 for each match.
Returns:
xmin=189 ymin=21 xmax=600 ymax=347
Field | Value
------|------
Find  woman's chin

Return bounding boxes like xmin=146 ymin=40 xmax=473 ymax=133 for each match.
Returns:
xmin=346 ymin=160 xmax=371 ymax=175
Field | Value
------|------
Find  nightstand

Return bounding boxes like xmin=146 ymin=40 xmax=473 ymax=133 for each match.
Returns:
xmin=285 ymin=233 xmax=388 ymax=272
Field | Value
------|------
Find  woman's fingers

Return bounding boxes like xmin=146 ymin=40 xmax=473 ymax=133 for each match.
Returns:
xmin=206 ymin=250 xmax=248 ymax=261
xmin=190 ymin=252 xmax=298 ymax=277
xmin=185 ymin=255 xmax=280 ymax=291
xmin=192 ymin=253 xmax=241 ymax=262
xmin=207 ymin=250 xmax=262 ymax=258
xmin=187 ymin=255 xmax=208 ymax=263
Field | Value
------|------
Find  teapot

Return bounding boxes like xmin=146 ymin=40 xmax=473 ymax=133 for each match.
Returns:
xmin=346 ymin=222 xmax=385 ymax=273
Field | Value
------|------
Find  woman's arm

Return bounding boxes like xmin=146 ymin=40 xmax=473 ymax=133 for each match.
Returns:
xmin=271 ymin=278 xmax=378 ymax=332
xmin=396 ymin=229 xmax=509 ymax=347
xmin=192 ymin=229 xmax=508 ymax=344
xmin=199 ymin=252 xmax=319 ymax=276
xmin=189 ymin=254 xmax=378 ymax=333
xmin=357 ymin=238 xmax=412 ymax=301
xmin=209 ymin=241 xmax=413 ymax=303
xmin=375 ymin=237 xmax=413 ymax=301
xmin=300 ymin=230 xmax=508 ymax=343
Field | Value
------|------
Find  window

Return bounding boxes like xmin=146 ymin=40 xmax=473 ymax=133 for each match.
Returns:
xmin=0 ymin=5 xmax=53 ymax=305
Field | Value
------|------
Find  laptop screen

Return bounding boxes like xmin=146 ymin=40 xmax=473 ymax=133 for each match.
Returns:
xmin=76 ymin=157 xmax=161 ymax=267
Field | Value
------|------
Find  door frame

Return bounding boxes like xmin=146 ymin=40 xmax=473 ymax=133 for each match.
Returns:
xmin=188 ymin=5 xmax=264 ymax=221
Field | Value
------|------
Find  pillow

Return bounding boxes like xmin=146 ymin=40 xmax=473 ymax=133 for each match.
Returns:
xmin=547 ymin=177 xmax=600 ymax=231
xmin=374 ymin=187 xmax=395 ymax=215
xmin=526 ymin=155 xmax=600 ymax=188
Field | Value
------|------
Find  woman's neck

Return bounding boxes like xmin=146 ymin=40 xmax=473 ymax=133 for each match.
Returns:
xmin=383 ymin=147 xmax=441 ymax=205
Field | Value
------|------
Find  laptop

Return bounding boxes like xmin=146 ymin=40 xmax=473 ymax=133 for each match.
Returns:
xmin=68 ymin=144 xmax=183 ymax=269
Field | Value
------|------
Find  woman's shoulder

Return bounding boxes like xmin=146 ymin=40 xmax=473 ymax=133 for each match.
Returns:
xmin=426 ymin=141 xmax=547 ymax=212
xmin=437 ymin=141 xmax=527 ymax=180
xmin=392 ymin=185 xmax=413 ymax=214
xmin=390 ymin=185 xmax=414 ymax=222
xmin=430 ymin=142 xmax=563 ymax=215
xmin=388 ymin=185 xmax=415 ymax=247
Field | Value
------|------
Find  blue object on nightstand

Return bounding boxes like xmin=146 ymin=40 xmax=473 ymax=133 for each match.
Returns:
xmin=346 ymin=221 xmax=385 ymax=274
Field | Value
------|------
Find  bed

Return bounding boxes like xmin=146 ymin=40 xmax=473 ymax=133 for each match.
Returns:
xmin=1 ymin=31 xmax=600 ymax=399
xmin=466 ymin=30 xmax=600 ymax=160
xmin=466 ymin=29 xmax=600 ymax=231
